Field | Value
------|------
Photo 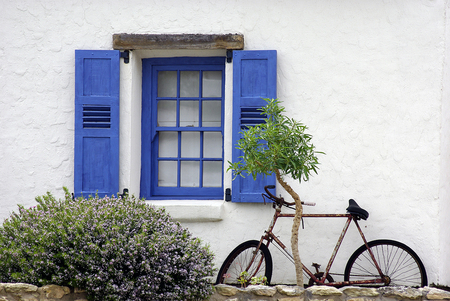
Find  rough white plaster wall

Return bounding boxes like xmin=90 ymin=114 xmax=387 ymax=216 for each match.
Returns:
xmin=0 ymin=0 xmax=447 ymax=285
xmin=440 ymin=0 xmax=450 ymax=286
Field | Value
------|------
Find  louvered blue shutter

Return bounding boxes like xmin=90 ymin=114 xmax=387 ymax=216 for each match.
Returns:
xmin=232 ymin=50 xmax=277 ymax=202
xmin=74 ymin=50 xmax=120 ymax=198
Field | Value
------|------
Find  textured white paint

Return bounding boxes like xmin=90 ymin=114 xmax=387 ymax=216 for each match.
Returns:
xmin=0 ymin=0 xmax=448 ymax=285
xmin=439 ymin=0 xmax=450 ymax=286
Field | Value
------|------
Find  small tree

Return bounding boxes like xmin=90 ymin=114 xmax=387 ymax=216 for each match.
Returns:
xmin=228 ymin=98 xmax=323 ymax=286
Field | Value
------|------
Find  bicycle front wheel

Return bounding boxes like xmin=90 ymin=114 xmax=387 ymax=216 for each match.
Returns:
xmin=344 ymin=239 xmax=427 ymax=287
xmin=215 ymin=240 xmax=273 ymax=285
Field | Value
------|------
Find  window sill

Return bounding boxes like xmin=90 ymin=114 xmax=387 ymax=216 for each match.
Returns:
xmin=146 ymin=200 xmax=224 ymax=222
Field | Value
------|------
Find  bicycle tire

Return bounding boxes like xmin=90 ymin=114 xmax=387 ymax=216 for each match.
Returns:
xmin=344 ymin=239 xmax=427 ymax=287
xmin=215 ymin=240 xmax=273 ymax=285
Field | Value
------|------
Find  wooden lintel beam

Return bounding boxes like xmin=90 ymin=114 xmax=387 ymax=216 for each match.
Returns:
xmin=113 ymin=33 xmax=244 ymax=50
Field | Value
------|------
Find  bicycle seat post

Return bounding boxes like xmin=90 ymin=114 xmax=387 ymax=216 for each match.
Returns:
xmin=312 ymin=263 xmax=321 ymax=273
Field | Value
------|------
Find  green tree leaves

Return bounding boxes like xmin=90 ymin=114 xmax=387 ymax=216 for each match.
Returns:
xmin=228 ymin=98 xmax=323 ymax=183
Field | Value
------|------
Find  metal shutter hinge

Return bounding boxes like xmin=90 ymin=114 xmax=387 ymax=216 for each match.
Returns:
xmin=226 ymin=50 xmax=233 ymax=63
xmin=120 ymin=50 xmax=130 ymax=64
xmin=225 ymin=188 xmax=231 ymax=201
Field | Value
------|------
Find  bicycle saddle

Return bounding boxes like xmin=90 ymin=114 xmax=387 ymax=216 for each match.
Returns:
xmin=346 ymin=199 xmax=369 ymax=220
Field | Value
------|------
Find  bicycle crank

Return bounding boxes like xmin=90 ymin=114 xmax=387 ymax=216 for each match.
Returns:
xmin=308 ymin=272 xmax=335 ymax=286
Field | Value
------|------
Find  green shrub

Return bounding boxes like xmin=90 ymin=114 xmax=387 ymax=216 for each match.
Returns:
xmin=0 ymin=189 xmax=214 ymax=300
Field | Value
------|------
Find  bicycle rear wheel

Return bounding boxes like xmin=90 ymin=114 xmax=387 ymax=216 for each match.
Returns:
xmin=344 ymin=239 xmax=427 ymax=287
xmin=215 ymin=240 xmax=273 ymax=286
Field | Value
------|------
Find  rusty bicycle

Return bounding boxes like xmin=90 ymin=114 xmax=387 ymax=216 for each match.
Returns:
xmin=215 ymin=185 xmax=427 ymax=287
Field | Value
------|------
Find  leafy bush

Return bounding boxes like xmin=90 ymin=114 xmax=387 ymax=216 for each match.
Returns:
xmin=0 ymin=189 xmax=214 ymax=300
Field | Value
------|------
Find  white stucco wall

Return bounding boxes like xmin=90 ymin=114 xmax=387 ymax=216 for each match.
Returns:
xmin=0 ymin=0 xmax=448 ymax=285
xmin=440 ymin=0 xmax=450 ymax=286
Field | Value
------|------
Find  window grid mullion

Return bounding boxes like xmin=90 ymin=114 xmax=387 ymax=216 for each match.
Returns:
xmin=176 ymin=70 xmax=181 ymax=188
xmin=199 ymin=70 xmax=203 ymax=188
xmin=199 ymin=70 xmax=203 ymax=128
xmin=176 ymin=70 xmax=181 ymax=128
xmin=177 ymin=131 xmax=181 ymax=188
xmin=200 ymin=131 xmax=204 ymax=188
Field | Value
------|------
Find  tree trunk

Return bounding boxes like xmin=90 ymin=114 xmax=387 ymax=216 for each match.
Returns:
xmin=275 ymin=169 xmax=304 ymax=286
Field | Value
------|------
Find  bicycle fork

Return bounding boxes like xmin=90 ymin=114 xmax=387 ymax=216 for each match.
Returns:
xmin=245 ymin=208 xmax=295 ymax=279
xmin=261 ymin=208 xmax=297 ymax=263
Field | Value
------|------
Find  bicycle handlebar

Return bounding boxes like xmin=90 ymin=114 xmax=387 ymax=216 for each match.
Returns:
xmin=263 ymin=185 xmax=315 ymax=207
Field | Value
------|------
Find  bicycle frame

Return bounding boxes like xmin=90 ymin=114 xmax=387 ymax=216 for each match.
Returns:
xmin=255 ymin=204 xmax=388 ymax=286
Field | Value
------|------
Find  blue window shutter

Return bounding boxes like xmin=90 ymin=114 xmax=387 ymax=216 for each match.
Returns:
xmin=74 ymin=50 xmax=120 ymax=198
xmin=232 ymin=50 xmax=277 ymax=202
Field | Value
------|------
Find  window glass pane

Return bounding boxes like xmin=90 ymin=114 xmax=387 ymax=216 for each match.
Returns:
xmin=181 ymin=161 xmax=199 ymax=187
xmin=157 ymin=100 xmax=176 ymax=127
xmin=202 ymin=101 xmax=221 ymax=127
xmin=181 ymin=131 xmax=200 ymax=158
xmin=203 ymin=161 xmax=222 ymax=187
xmin=202 ymin=71 xmax=222 ymax=97
xmin=180 ymin=100 xmax=199 ymax=127
xmin=203 ymin=132 xmax=222 ymax=158
xmin=158 ymin=71 xmax=177 ymax=97
xmin=158 ymin=132 xmax=178 ymax=157
xmin=158 ymin=161 xmax=177 ymax=187
xmin=180 ymin=71 xmax=199 ymax=97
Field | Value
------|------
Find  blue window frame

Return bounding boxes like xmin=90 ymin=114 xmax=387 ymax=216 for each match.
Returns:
xmin=140 ymin=57 xmax=225 ymax=199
